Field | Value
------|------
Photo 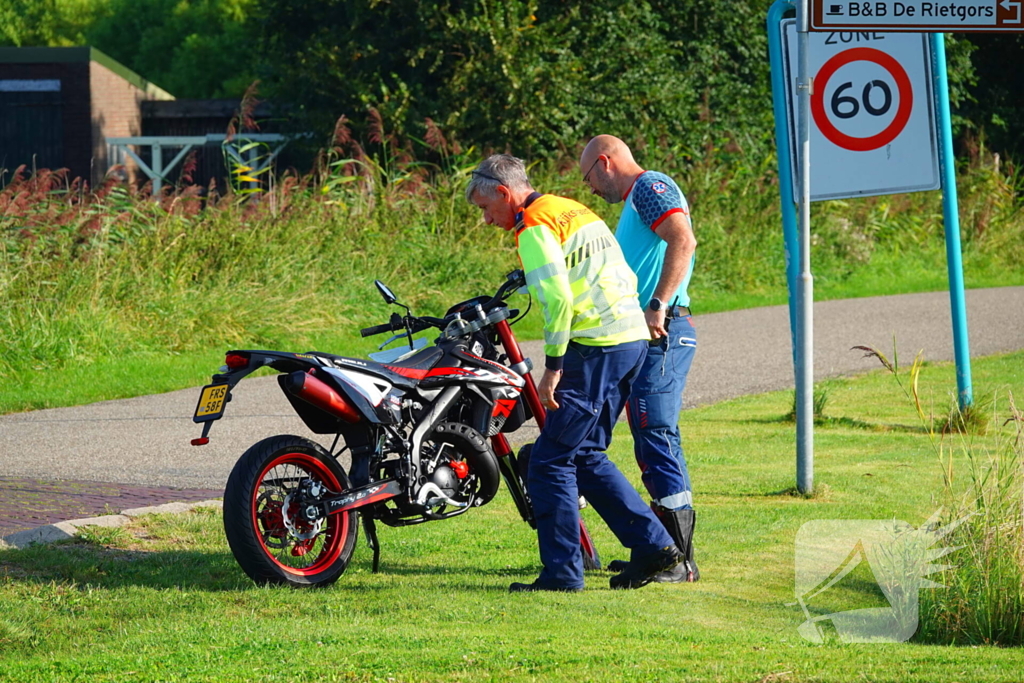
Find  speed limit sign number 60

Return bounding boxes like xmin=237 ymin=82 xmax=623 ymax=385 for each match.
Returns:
xmin=781 ymin=22 xmax=940 ymax=201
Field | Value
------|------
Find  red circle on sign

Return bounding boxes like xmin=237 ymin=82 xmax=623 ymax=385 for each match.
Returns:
xmin=811 ymin=47 xmax=913 ymax=152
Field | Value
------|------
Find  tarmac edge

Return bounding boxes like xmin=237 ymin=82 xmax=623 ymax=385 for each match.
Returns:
xmin=0 ymin=499 xmax=223 ymax=550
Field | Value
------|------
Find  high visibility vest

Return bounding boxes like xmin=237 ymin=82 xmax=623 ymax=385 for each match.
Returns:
xmin=514 ymin=193 xmax=649 ymax=369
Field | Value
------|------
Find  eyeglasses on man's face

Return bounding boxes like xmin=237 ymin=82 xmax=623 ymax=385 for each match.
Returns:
xmin=582 ymin=156 xmax=602 ymax=184
xmin=471 ymin=170 xmax=503 ymax=183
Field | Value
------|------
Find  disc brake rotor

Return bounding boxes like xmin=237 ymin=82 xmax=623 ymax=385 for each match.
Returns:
xmin=282 ymin=491 xmax=324 ymax=541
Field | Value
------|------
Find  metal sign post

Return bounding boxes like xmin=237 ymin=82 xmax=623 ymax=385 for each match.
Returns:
xmin=796 ymin=0 xmax=815 ymax=494
xmin=930 ymin=33 xmax=974 ymax=407
xmin=768 ymin=1 xmax=802 ymax=375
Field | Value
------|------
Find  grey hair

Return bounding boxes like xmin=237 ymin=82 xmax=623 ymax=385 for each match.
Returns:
xmin=465 ymin=154 xmax=533 ymax=202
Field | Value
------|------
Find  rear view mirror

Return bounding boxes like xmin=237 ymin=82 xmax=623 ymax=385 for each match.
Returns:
xmin=374 ymin=280 xmax=397 ymax=305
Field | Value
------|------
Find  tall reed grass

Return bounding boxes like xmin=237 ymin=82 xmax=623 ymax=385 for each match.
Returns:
xmin=2 ymin=114 xmax=1023 ymax=386
xmin=916 ymin=394 xmax=1024 ymax=646
xmin=0 ymin=160 xmax=506 ymax=380
xmin=857 ymin=344 xmax=1024 ymax=645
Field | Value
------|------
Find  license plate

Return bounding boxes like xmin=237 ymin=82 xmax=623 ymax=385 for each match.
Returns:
xmin=193 ymin=383 xmax=229 ymax=422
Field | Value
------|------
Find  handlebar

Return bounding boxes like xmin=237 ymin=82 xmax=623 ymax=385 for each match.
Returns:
xmin=480 ymin=269 xmax=526 ymax=310
xmin=359 ymin=323 xmax=395 ymax=338
xmin=360 ymin=315 xmax=446 ymax=337
xmin=360 ymin=270 xmax=526 ymax=338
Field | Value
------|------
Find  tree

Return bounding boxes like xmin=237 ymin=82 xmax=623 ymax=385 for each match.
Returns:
xmin=84 ymin=0 xmax=259 ymax=98
xmin=0 ymin=0 xmax=98 ymax=47
xmin=254 ymin=0 xmax=781 ymax=158
xmin=960 ymin=33 xmax=1024 ymax=160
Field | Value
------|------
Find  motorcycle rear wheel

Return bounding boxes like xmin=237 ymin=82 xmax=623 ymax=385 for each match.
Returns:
xmin=223 ymin=434 xmax=358 ymax=587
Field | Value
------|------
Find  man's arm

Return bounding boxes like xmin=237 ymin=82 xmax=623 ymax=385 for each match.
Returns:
xmin=517 ymin=224 xmax=572 ymax=409
xmin=647 ymin=212 xmax=696 ymax=338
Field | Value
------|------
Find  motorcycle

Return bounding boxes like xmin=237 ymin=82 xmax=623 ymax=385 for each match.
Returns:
xmin=191 ymin=270 xmax=601 ymax=587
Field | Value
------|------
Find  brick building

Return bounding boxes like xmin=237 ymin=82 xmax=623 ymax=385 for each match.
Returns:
xmin=0 ymin=46 xmax=173 ymax=186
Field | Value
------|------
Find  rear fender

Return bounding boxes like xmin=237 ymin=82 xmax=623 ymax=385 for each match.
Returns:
xmin=213 ymin=349 xmax=326 ymax=388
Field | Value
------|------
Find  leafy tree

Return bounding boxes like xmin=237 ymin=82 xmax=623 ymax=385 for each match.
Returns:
xmin=254 ymin=0 xmax=779 ymax=158
xmin=0 ymin=0 xmax=99 ymax=47
xmin=83 ymin=0 xmax=258 ymax=98
xmin=1 ymin=0 xmax=1013 ymax=163
xmin=959 ymin=33 xmax=1024 ymax=160
xmin=0 ymin=0 xmax=257 ymax=99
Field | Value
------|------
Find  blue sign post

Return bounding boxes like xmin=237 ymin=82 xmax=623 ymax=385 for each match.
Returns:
xmin=929 ymin=33 xmax=974 ymax=408
xmin=768 ymin=0 xmax=801 ymax=373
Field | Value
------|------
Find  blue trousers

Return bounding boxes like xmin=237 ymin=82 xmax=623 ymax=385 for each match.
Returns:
xmin=626 ymin=314 xmax=697 ymax=510
xmin=528 ymin=339 xmax=675 ymax=589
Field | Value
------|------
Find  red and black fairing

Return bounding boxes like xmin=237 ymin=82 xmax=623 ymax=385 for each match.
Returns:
xmin=385 ymin=341 xmax=526 ymax=438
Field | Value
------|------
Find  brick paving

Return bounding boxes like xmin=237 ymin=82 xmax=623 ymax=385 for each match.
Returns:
xmin=0 ymin=477 xmax=223 ymax=538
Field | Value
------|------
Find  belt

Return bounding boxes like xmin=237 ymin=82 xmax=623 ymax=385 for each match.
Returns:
xmin=667 ymin=305 xmax=691 ymax=318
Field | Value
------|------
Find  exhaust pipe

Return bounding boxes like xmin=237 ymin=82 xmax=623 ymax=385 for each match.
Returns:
xmin=282 ymin=371 xmax=361 ymax=423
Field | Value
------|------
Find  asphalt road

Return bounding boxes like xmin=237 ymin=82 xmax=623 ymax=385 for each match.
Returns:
xmin=2 ymin=287 xmax=1022 ymax=491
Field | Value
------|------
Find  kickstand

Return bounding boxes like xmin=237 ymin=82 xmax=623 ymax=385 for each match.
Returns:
xmin=362 ymin=514 xmax=381 ymax=573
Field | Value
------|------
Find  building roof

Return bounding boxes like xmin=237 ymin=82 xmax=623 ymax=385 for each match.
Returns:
xmin=142 ymin=99 xmax=273 ymax=119
xmin=0 ymin=46 xmax=174 ymax=100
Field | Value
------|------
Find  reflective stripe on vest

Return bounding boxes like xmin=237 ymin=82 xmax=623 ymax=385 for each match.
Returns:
xmin=516 ymin=195 xmax=648 ymax=359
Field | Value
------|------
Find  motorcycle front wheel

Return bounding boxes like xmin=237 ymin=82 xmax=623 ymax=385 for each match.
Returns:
xmin=223 ymin=434 xmax=359 ymax=587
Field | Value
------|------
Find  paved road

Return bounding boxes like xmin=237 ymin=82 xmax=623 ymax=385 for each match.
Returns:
xmin=2 ymin=287 xmax=1023 ymax=537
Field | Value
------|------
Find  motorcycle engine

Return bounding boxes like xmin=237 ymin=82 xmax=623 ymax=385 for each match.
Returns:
xmin=429 ymin=464 xmax=459 ymax=497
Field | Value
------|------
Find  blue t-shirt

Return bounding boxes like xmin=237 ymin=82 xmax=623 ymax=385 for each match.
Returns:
xmin=614 ymin=170 xmax=695 ymax=308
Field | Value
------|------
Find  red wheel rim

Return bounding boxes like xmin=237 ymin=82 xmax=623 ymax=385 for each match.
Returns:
xmin=251 ymin=452 xmax=350 ymax=576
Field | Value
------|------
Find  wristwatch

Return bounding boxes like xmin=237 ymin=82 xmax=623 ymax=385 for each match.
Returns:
xmin=648 ymin=297 xmax=665 ymax=312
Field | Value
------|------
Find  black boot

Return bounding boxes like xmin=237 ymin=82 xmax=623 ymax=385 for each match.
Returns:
xmin=652 ymin=505 xmax=699 ymax=583
xmin=607 ymin=506 xmax=700 ymax=582
xmin=608 ymin=545 xmax=683 ymax=589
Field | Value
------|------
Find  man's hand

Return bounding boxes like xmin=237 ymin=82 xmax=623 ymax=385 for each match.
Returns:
xmin=538 ymin=368 xmax=562 ymax=410
xmin=645 ymin=307 xmax=668 ymax=339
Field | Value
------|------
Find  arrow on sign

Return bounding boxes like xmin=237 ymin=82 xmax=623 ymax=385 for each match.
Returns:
xmin=1001 ymin=0 xmax=1022 ymax=23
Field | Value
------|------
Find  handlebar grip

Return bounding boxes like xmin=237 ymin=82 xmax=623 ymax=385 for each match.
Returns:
xmin=360 ymin=323 xmax=394 ymax=337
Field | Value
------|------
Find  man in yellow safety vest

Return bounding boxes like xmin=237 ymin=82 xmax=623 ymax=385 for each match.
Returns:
xmin=466 ymin=153 xmax=683 ymax=591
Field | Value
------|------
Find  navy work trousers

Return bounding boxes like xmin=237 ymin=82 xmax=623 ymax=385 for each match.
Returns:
xmin=626 ymin=313 xmax=697 ymax=510
xmin=528 ymin=339 xmax=675 ymax=589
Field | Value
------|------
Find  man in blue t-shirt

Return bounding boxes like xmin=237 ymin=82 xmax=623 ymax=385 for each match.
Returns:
xmin=578 ymin=134 xmax=700 ymax=582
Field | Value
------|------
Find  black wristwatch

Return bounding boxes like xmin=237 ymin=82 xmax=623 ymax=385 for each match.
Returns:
xmin=648 ymin=297 xmax=665 ymax=312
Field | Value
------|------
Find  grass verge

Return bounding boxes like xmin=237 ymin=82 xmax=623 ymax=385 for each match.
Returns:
xmin=1 ymin=352 xmax=1022 ymax=681
xmin=3 ymin=144 xmax=1023 ymax=415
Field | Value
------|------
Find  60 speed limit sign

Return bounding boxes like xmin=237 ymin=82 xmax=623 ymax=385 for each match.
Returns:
xmin=781 ymin=21 xmax=940 ymax=201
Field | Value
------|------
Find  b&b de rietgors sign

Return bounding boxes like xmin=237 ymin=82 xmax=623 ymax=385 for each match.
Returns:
xmin=811 ymin=0 xmax=1023 ymax=31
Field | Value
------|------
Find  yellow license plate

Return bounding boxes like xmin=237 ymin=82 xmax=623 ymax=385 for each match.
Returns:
xmin=193 ymin=383 xmax=229 ymax=422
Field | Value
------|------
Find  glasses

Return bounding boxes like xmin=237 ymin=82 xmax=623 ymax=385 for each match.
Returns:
xmin=582 ymin=156 xmax=602 ymax=184
xmin=471 ymin=170 xmax=503 ymax=183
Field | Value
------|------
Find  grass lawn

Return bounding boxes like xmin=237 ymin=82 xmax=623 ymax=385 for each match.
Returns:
xmin=1 ymin=352 xmax=1022 ymax=682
